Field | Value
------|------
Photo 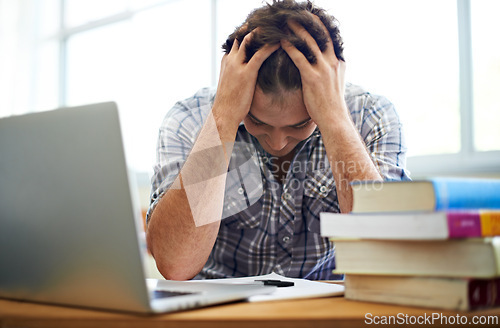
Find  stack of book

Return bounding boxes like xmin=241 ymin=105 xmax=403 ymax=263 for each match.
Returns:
xmin=320 ymin=177 xmax=500 ymax=311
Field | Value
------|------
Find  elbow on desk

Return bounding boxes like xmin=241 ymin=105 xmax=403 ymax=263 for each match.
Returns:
xmin=145 ymin=210 xmax=211 ymax=281
xmin=146 ymin=232 xmax=201 ymax=281
xmin=153 ymin=257 xmax=201 ymax=281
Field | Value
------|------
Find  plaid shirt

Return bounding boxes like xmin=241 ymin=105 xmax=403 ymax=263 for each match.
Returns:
xmin=148 ymin=83 xmax=410 ymax=280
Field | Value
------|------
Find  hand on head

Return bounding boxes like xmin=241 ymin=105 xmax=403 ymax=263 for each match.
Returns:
xmin=213 ymin=30 xmax=279 ymax=128
xmin=281 ymin=15 xmax=348 ymax=126
xmin=215 ymin=1 xmax=347 ymax=131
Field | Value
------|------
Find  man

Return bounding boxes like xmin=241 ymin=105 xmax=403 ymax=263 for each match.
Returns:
xmin=146 ymin=0 xmax=410 ymax=281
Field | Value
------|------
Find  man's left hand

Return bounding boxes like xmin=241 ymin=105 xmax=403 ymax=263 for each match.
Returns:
xmin=281 ymin=15 xmax=349 ymax=130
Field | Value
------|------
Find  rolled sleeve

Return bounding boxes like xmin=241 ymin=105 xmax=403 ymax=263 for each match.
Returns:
xmin=146 ymin=88 xmax=215 ymax=224
xmin=346 ymin=84 xmax=411 ymax=182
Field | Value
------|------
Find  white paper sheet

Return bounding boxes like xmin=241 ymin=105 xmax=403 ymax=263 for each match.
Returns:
xmin=191 ymin=272 xmax=344 ymax=302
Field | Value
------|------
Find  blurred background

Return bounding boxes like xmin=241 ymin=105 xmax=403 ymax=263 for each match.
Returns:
xmin=1 ymin=0 xmax=499 ymax=213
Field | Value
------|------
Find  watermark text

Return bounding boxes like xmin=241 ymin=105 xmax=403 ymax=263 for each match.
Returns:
xmin=365 ymin=312 xmax=499 ymax=326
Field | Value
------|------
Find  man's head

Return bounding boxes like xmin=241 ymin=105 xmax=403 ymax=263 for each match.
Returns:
xmin=222 ymin=0 xmax=345 ymax=158
xmin=222 ymin=0 xmax=344 ymax=95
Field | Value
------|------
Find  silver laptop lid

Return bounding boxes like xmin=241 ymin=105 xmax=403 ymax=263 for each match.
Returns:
xmin=0 ymin=103 xmax=152 ymax=312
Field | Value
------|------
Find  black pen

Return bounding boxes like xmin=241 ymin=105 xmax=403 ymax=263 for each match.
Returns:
xmin=254 ymin=279 xmax=294 ymax=287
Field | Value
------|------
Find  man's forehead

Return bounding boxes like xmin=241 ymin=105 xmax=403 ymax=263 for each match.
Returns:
xmin=253 ymin=86 xmax=303 ymax=107
xmin=249 ymin=89 xmax=311 ymax=127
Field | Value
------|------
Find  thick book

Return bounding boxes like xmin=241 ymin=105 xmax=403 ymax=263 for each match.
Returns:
xmin=351 ymin=177 xmax=500 ymax=213
xmin=344 ymin=274 xmax=500 ymax=311
xmin=333 ymin=237 xmax=500 ymax=278
xmin=320 ymin=210 xmax=500 ymax=240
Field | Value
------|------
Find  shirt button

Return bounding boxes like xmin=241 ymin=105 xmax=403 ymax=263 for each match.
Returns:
xmin=283 ymin=193 xmax=292 ymax=200
xmin=262 ymin=157 xmax=269 ymax=163
xmin=320 ymin=185 xmax=328 ymax=194
xmin=282 ymin=236 xmax=290 ymax=243
xmin=237 ymin=187 xmax=244 ymax=195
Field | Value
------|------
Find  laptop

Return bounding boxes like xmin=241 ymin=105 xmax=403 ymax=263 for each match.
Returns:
xmin=0 ymin=102 xmax=275 ymax=314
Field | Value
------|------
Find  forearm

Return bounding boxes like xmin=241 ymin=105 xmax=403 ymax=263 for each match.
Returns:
xmin=146 ymin=110 xmax=238 ymax=280
xmin=147 ymin=189 xmax=220 ymax=280
xmin=147 ymin=30 xmax=278 ymax=280
xmin=318 ymin=113 xmax=382 ymax=213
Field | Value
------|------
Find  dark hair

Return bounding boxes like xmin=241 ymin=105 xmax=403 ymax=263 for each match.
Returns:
xmin=222 ymin=0 xmax=344 ymax=94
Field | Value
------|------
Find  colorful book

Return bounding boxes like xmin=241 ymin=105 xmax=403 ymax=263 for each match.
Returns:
xmin=344 ymin=274 xmax=500 ymax=311
xmin=320 ymin=210 xmax=500 ymax=240
xmin=333 ymin=237 xmax=500 ymax=278
xmin=350 ymin=177 xmax=500 ymax=213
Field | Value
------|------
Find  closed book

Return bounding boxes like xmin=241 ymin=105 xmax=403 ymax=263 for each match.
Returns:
xmin=351 ymin=177 xmax=500 ymax=213
xmin=333 ymin=237 xmax=500 ymax=278
xmin=344 ymin=274 xmax=500 ymax=311
xmin=320 ymin=210 xmax=500 ymax=240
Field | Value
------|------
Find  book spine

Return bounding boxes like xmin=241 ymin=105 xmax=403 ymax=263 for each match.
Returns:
xmin=469 ymin=278 xmax=500 ymax=309
xmin=481 ymin=211 xmax=500 ymax=236
xmin=447 ymin=212 xmax=482 ymax=238
xmin=432 ymin=178 xmax=500 ymax=210
xmin=448 ymin=211 xmax=500 ymax=238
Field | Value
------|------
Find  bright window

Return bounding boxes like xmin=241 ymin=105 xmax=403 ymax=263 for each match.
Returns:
xmin=64 ymin=0 xmax=212 ymax=172
xmin=318 ymin=0 xmax=460 ymax=157
xmin=1 ymin=0 xmax=499 ymax=180
xmin=64 ymin=0 xmax=129 ymax=28
xmin=471 ymin=0 xmax=500 ymax=152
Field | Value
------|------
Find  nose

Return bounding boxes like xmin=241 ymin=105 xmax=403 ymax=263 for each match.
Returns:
xmin=266 ymin=129 xmax=288 ymax=152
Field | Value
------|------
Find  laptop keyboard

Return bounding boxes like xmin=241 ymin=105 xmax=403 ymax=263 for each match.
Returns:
xmin=152 ymin=290 xmax=198 ymax=299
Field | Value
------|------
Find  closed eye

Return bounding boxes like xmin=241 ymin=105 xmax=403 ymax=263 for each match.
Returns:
xmin=248 ymin=115 xmax=266 ymax=126
xmin=247 ymin=113 xmax=311 ymax=129
xmin=291 ymin=121 xmax=311 ymax=129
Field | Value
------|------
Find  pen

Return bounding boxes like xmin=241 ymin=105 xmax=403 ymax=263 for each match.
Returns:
xmin=254 ymin=279 xmax=294 ymax=287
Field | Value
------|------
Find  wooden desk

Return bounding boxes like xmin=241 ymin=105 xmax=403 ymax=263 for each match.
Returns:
xmin=1 ymin=296 xmax=499 ymax=328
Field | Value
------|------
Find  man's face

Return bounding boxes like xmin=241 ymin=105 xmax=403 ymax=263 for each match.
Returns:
xmin=243 ymin=87 xmax=317 ymax=158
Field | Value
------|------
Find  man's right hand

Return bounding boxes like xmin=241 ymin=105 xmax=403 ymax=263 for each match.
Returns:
xmin=213 ymin=30 xmax=279 ymax=130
